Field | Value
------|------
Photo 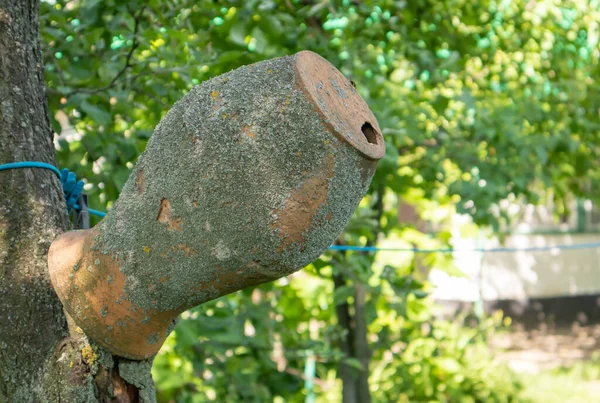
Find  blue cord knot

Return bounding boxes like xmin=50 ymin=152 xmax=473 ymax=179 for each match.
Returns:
xmin=2 ymin=162 xmax=600 ymax=253
xmin=0 ymin=162 xmax=102 ymax=215
xmin=60 ymin=168 xmax=85 ymax=213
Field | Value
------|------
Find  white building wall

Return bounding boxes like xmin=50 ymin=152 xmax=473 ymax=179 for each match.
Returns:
xmin=430 ymin=234 xmax=600 ymax=302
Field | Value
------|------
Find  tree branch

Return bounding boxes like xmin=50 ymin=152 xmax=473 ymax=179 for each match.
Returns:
xmin=66 ymin=5 xmax=146 ymax=97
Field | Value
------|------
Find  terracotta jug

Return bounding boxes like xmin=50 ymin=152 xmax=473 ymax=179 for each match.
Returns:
xmin=48 ymin=51 xmax=385 ymax=359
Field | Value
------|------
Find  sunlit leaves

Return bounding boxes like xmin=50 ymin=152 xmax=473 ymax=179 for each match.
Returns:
xmin=40 ymin=0 xmax=600 ymax=401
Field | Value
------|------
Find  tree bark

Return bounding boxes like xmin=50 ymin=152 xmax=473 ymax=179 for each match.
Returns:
xmin=0 ymin=0 xmax=69 ymax=399
xmin=333 ymin=275 xmax=372 ymax=403
xmin=353 ymin=284 xmax=371 ymax=403
xmin=0 ymin=1 xmax=153 ymax=401
xmin=333 ymin=273 xmax=358 ymax=403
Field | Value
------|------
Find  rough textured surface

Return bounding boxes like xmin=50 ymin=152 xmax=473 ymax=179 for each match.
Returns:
xmin=0 ymin=0 xmax=70 ymax=399
xmin=0 ymin=1 xmax=152 ymax=401
xmin=119 ymin=359 xmax=156 ymax=402
xmin=48 ymin=51 xmax=384 ymax=359
xmin=294 ymin=51 xmax=383 ymax=161
xmin=40 ymin=331 xmax=156 ymax=403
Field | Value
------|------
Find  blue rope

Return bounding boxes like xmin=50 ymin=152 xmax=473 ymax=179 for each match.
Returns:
xmin=0 ymin=162 xmax=104 ymax=217
xmin=77 ymin=206 xmax=107 ymax=218
xmin=329 ymin=241 xmax=600 ymax=253
xmin=60 ymin=168 xmax=84 ymax=212
xmin=3 ymin=162 xmax=600 ymax=253
xmin=0 ymin=161 xmax=61 ymax=178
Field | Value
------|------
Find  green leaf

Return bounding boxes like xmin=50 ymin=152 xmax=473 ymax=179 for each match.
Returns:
xmin=81 ymin=0 xmax=102 ymax=10
xmin=434 ymin=357 xmax=462 ymax=374
xmin=535 ymin=146 xmax=548 ymax=165
xmin=229 ymin=22 xmax=247 ymax=47
xmin=80 ymin=100 xmax=111 ymax=125
xmin=250 ymin=27 xmax=267 ymax=54
xmin=333 ymin=285 xmax=354 ymax=306
xmin=342 ymin=357 xmax=364 ymax=371
xmin=260 ymin=15 xmax=283 ymax=38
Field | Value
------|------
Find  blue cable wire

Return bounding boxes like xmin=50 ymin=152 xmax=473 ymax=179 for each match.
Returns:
xmin=0 ymin=161 xmax=61 ymax=178
xmin=0 ymin=162 xmax=105 ymax=217
xmin=3 ymin=162 xmax=600 ymax=253
xmin=330 ymin=241 xmax=600 ymax=253
xmin=73 ymin=205 xmax=106 ymax=218
xmin=60 ymin=168 xmax=84 ymax=212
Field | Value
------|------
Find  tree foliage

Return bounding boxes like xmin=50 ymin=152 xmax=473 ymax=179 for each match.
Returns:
xmin=40 ymin=0 xmax=599 ymax=401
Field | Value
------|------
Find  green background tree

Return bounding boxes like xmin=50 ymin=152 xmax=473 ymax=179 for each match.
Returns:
xmin=1 ymin=0 xmax=598 ymax=401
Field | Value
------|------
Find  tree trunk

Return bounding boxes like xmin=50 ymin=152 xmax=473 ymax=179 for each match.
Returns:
xmin=332 ymin=188 xmax=384 ymax=403
xmin=353 ymin=284 xmax=371 ymax=403
xmin=333 ymin=274 xmax=372 ymax=403
xmin=333 ymin=273 xmax=358 ymax=403
xmin=0 ymin=1 xmax=153 ymax=401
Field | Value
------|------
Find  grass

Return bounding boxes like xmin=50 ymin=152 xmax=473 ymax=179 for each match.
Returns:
xmin=519 ymin=358 xmax=600 ymax=403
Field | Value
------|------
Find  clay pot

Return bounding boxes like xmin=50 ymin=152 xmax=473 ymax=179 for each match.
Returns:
xmin=48 ymin=51 xmax=385 ymax=359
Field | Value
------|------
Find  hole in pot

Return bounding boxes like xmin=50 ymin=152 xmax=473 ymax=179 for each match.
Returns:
xmin=361 ymin=122 xmax=378 ymax=144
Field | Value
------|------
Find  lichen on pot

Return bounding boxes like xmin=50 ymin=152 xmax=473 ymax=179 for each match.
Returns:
xmin=48 ymin=50 xmax=385 ymax=359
